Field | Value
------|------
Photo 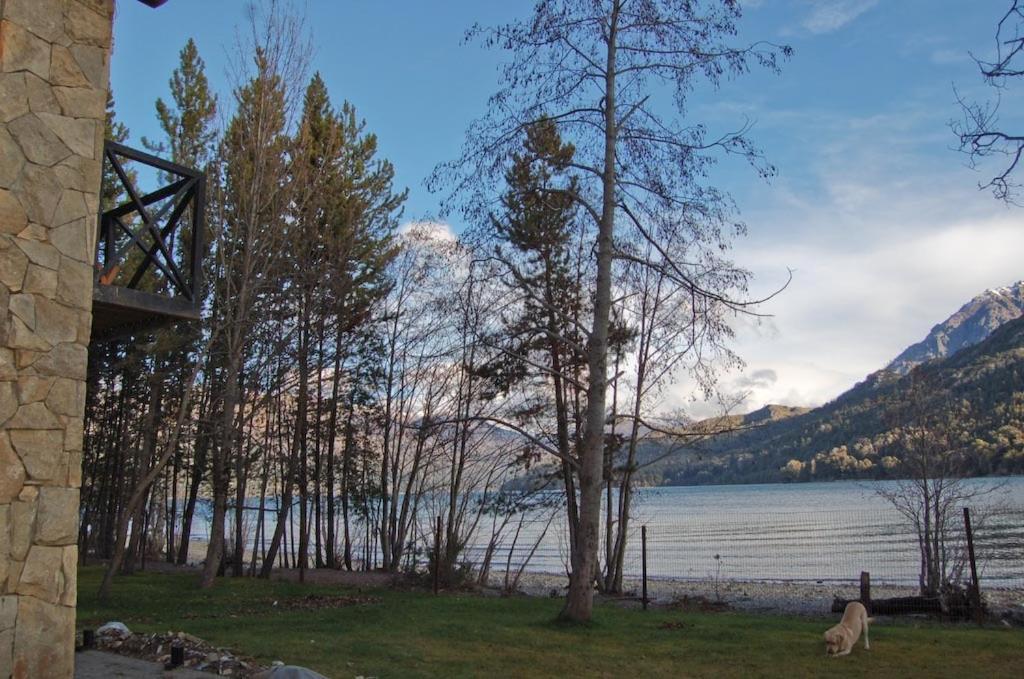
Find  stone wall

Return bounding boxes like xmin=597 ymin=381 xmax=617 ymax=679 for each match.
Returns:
xmin=0 ymin=0 xmax=113 ymax=677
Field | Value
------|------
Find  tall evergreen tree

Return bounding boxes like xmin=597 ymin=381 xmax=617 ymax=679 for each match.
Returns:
xmin=202 ymin=46 xmax=292 ymax=589
xmin=485 ymin=119 xmax=589 ymax=574
xmin=144 ymin=38 xmax=220 ymax=566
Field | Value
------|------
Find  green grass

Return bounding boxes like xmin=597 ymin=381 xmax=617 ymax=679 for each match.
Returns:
xmin=77 ymin=566 xmax=1024 ymax=678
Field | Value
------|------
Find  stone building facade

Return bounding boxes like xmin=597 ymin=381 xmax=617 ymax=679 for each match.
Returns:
xmin=0 ymin=0 xmax=114 ymax=676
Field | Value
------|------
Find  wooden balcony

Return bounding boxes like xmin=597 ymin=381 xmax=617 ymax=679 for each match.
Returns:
xmin=91 ymin=141 xmax=206 ymax=341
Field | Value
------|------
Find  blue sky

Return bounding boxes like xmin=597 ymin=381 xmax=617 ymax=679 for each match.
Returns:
xmin=111 ymin=1 xmax=1024 ymax=416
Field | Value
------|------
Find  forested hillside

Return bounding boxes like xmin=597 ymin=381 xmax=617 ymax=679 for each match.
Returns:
xmin=643 ymin=315 xmax=1024 ymax=485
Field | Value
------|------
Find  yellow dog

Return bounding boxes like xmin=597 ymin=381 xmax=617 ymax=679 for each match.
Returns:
xmin=824 ymin=601 xmax=872 ymax=657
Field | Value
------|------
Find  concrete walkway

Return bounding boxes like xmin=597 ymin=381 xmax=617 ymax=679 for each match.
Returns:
xmin=75 ymin=650 xmax=211 ymax=678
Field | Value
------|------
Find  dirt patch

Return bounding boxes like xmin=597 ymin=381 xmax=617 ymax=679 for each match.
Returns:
xmin=668 ymin=595 xmax=731 ymax=613
xmin=180 ymin=593 xmax=381 ymax=620
xmin=273 ymin=593 xmax=381 ymax=611
xmin=270 ymin=567 xmax=397 ymax=589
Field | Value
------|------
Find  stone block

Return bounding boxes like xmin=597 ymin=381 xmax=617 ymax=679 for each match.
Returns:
xmin=7 ymin=294 xmax=34 ymax=330
xmin=7 ymin=114 xmax=71 ymax=167
xmin=0 ymin=21 xmax=50 ymax=80
xmin=37 ymin=112 xmax=95 ymax=160
xmin=60 ymin=546 xmax=76 ymax=606
xmin=24 ymin=73 xmax=60 ymax=115
xmin=0 ymin=189 xmax=28 ymax=235
xmin=13 ymin=164 xmax=61 ymax=224
xmin=32 ymin=298 xmax=79 ymax=346
xmin=0 ymin=240 xmax=28 ymax=291
xmin=56 ymin=256 xmax=92 ymax=310
xmin=53 ymin=86 xmax=105 ymax=119
xmin=49 ymin=45 xmax=90 ymax=88
xmin=14 ymin=223 xmax=45 ymax=242
xmin=32 ymin=343 xmax=87 ymax=380
xmin=0 ymin=383 xmax=16 ymax=427
xmin=4 ymin=0 xmax=66 ymax=45
xmin=0 ymin=73 xmax=29 ymax=123
xmin=15 ymin=376 xmax=51 ymax=404
xmin=53 ymin=164 xmax=87 ymax=192
xmin=15 ymin=238 xmax=59 ymax=270
xmin=53 ymin=189 xmax=87 ymax=227
xmin=22 ymin=264 xmax=57 ymax=297
xmin=0 ymin=627 xmax=11 ymax=679
xmin=16 ymin=546 xmax=63 ymax=603
xmin=8 ymin=317 xmax=50 ymax=352
xmin=0 ymin=128 xmax=25 ymax=189
xmin=9 ymin=429 xmax=65 ymax=483
xmin=63 ymin=417 xmax=82 ymax=452
xmin=0 ymin=595 xmax=15 ymax=631
xmin=0 ymin=434 xmax=25 ymax=502
xmin=9 ymin=499 xmax=35 ymax=561
xmin=66 ymin=451 xmax=81 ymax=488
xmin=13 ymin=351 xmax=37 ymax=370
xmin=6 ymin=403 xmax=60 ymax=430
xmin=4 ymin=560 xmax=23 ymax=595
xmin=13 ymin=594 xmax=73 ymax=679
xmin=69 ymin=43 xmax=107 ymax=91
xmin=64 ymin=1 xmax=112 ymax=47
xmin=76 ymin=310 xmax=93 ymax=344
xmin=49 ymin=217 xmax=91 ymax=262
xmin=55 ymin=154 xmax=93 ymax=192
xmin=0 ymin=349 xmax=14 ymax=380
xmin=45 ymin=378 xmax=82 ymax=418
xmin=35 ymin=488 xmax=78 ymax=546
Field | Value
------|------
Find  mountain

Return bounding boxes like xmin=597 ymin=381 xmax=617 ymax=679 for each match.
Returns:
xmin=642 ymin=308 xmax=1024 ymax=486
xmin=684 ymin=403 xmax=812 ymax=434
xmin=508 ymin=284 xmax=1024 ymax=489
xmin=887 ymin=281 xmax=1024 ymax=374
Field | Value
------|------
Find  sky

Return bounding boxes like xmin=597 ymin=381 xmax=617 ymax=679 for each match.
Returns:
xmin=110 ymin=0 xmax=1024 ymax=418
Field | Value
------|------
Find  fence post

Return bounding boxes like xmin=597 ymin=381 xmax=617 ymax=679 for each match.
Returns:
xmin=859 ymin=571 xmax=871 ymax=614
xmin=963 ymin=507 xmax=983 ymax=624
xmin=641 ymin=525 xmax=648 ymax=611
xmin=433 ymin=515 xmax=442 ymax=596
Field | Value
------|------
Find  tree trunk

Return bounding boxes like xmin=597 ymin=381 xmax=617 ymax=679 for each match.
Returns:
xmin=561 ymin=1 xmax=619 ymax=623
xmin=199 ymin=348 xmax=241 ymax=588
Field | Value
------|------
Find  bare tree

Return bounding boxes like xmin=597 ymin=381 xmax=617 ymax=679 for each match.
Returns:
xmin=876 ymin=376 xmax=1005 ymax=597
xmin=200 ymin=0 xmax=309 ymax=588
xmin=433 ymin=0 xmax=788 ymax=621
xmin=954 ymin=1 xmax=1024 ymax=202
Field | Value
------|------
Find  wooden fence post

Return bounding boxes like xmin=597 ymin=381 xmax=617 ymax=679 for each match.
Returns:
xmin=433 ymin=515 xmax=442 ymax=596
xmin=642 ymin=525 xmax=649 ymax=611
xmin=963 ymin=507 xmax=983 ymax=624
xmin=860 ymin=571 xmax=871 ymax=614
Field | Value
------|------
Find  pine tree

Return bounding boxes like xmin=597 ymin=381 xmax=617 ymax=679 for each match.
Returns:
xmin=486 ymin=119 xmax=589 ymax=572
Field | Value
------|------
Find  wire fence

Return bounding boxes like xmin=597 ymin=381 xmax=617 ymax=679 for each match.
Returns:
xmin=402 ymin=504 xmax=1024 ymax=615
xmin=194 ymin=499 xmax=1024 ymax=611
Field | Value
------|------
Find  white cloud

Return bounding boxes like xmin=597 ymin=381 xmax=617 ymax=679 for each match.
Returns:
xmin=800 ymin=0 xmax=879 ymax=34
xmin=399 ymin=220 xmax=457 ymax=242
xmin=663 ymin=99 xmax=1024 ymax=421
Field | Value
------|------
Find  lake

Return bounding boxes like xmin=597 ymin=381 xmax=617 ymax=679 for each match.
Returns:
xmin=464 ymin=477 xmax=1024 ymax=587
xmin=197 ymin=477 xmax=1024 ymax=588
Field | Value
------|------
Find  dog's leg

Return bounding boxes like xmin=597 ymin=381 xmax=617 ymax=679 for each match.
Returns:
xmin=835 ymin=648 xmax=851 ymax=657
xmin=863 ymin=612 xmax=870 ymax=650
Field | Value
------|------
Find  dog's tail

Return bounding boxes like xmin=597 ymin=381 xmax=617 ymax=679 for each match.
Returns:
xmin=866 ymin=617 xmax=875 ymax=624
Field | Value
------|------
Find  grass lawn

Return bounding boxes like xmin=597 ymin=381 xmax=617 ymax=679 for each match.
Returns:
xmin=77 ymin=566 xmax=1023 ymax=678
